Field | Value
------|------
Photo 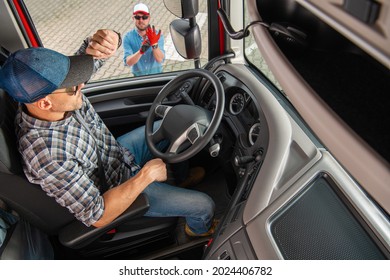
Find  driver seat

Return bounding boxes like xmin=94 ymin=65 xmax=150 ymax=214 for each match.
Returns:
xmin=0 ymin=89 xmax=177 ymax=258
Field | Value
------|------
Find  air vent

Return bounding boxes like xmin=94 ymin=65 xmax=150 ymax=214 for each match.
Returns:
xmin=203 ymin=85 xmax=215 ymax=105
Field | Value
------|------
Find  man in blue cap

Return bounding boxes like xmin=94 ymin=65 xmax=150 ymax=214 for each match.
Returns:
xmin=0 ymin=45 xmax=216 ymax=237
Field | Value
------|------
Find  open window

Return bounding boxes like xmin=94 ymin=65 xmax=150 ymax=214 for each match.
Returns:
xmin=23 ymin=0 xmax=209 ymax=82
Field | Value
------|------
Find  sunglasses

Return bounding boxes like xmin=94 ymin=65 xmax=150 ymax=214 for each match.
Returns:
xmin=134 ymin=15 xmax=149 ymax=20
xmin=52 ymin=85 xmax=79 ymax=96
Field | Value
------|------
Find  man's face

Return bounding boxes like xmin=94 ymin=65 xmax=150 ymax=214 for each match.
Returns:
xmin=47 ymin=84 xmax=84 ymax=112
xmin=133 ymin=13 xmax=150 ymax=31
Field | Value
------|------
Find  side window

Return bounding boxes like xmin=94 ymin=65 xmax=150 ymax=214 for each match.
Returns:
xmin=243 ymin=2 xmax=281 ymax=90
xmin=23 ymin=0 xmax=208 ymax=82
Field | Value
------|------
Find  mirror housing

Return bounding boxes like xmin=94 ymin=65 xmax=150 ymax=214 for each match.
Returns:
xmin=170 ymin=19 xmax=201 ymax=59
xmin=164 ymin=0 xmax=198 ymax=19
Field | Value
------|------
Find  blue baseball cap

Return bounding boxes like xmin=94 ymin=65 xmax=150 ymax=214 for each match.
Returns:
xmin=0 ymin=47 xmax=94 ymax=103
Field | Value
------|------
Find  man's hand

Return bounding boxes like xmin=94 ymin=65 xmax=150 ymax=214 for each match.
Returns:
xmin=139 ymin=38 xmax=150 ymax=54
xmin=146 ymin=25 xmax=161 ymax=47
xmin=94 ymin=158 xmax=167 ymax=228
xmin=86 ymin=29 xmax=120 ymax=59
xmin=141 ymin=158 xmax=167 ymax=183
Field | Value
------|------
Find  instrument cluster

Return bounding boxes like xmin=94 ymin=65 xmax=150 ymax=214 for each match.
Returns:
xmin=226 ymin=89 xmax=261 ymax=147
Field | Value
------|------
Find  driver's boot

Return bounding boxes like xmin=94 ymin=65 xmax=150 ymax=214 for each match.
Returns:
xmin=179 ymin=167 xmax=206 ymax=188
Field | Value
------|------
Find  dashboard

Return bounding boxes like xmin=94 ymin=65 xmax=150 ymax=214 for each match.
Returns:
xmin=198 ymin=64 xmax=390 ymax=260
xmin=198 ymin=70 xmax=269 ymax=182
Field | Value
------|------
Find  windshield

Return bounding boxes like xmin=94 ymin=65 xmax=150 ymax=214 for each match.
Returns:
xmin=24 ymin=0 xmax=209 ymax=82
xmin=242 ymin=0 xmax=390 ymax=165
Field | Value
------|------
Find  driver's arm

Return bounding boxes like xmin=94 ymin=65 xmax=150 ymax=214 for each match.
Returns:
xmin=75 ymin=29 xmax=121 ymax=73
xmin=92 ymin=158 xmax=167 ymax=228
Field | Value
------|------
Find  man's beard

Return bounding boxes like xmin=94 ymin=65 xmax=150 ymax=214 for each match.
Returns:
xmin=137 ymin=24 xmax=149 ymax=32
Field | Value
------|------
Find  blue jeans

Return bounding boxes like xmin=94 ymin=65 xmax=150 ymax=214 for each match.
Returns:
xmin=117 ymin=123 xmax=215 ymax=234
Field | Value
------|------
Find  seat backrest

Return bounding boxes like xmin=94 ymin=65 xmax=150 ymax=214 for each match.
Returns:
xmin=0 ymin=90 xmax=22 ymax=174
xmin=0 ymin=90 xmax=75 ymax=234
xmin=0 ymin=90 xmax=178 ymax=252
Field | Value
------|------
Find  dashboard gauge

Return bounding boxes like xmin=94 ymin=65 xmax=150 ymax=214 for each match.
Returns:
xmin=249 ymin=122 xmax=261 ymax=145
xmin=229 ymin=93 xmax=245 ymax=115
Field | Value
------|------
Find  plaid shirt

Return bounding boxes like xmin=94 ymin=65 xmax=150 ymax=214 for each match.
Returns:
xmin=15 ymin=96 xmax=140 ymax=226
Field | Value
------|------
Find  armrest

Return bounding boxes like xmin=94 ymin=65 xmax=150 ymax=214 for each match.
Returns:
xmin=58 ymin=193 xmax=149 ymax=249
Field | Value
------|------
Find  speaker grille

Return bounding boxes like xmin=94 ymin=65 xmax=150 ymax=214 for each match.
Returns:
xmin=270 ymin=175 xmax=386 ymax=260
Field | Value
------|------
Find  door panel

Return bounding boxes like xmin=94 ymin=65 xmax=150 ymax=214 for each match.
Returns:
xmin=84 ymin=76 xmax=181 ymax=137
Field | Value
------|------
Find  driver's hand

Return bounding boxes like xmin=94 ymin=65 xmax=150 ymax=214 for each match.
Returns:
xmin=141 ymin=158 xmax=167 ymax=183
xmin=86 ymin=29 xmax=120 ymax=59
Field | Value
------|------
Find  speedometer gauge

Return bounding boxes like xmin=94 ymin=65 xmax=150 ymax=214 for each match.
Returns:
xmin=249 ymin=122 xmax=261 ymax=146
xmin=229 ymin=93 xmax=245 ymax=115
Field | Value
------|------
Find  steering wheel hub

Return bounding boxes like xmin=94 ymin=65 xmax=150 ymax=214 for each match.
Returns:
xmin=146 ymin=69 xmax=224 ymax=163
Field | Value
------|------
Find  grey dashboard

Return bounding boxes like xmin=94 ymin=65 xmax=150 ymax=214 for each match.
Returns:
xmin=203 ymin=64 xmax=390 ymax=260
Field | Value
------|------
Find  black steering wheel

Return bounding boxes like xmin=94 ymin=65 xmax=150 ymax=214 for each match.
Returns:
xmin=145 ymin=69 xmax=224 ymax=163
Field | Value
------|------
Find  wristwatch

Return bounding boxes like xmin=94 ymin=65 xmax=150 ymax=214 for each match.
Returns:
xmin=113 ymin=30 xmax=122 ymax=48
xmin=152 ymin=44 xmax=158 ymax=49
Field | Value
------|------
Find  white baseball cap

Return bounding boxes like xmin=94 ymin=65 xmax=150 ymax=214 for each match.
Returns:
xmin=133 ymin=3 xmax=149 ymax=15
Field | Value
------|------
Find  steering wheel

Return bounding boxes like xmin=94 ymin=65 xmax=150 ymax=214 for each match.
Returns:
xmin=145 ymin=69 xmax=224 ymax=163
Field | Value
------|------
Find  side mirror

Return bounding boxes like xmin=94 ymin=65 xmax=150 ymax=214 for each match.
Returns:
xmin=164 ymin=0 xmax=199 ymax=19
xmin=169 ymin=19 xmax=201 ymax=60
